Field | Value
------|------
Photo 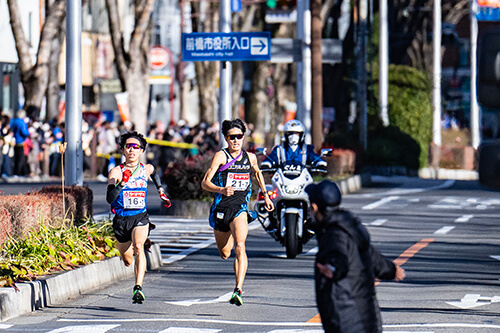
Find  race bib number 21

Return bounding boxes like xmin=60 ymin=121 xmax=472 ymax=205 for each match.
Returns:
xmin=228 ymin=173 xmax=250 ymax=191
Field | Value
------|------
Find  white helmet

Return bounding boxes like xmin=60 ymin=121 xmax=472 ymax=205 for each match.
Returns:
xmin=283 ymin=120 xmax=305 ymax=145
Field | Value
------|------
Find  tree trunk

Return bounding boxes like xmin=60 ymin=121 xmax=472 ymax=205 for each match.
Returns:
xmin=7 ymin=0 xmax=66 ymax=119
xmin=311 ymin=0 xmax=323 ymax=148
xmin=46 ymin=22 xmax=66 ymax=122
xmin=105 ymin=0 xmax=154 ymax=135
xmin=248 ymin=62 xmax=270 ymax=141
xmin=194 ymin=61 xmax=218 ymax=123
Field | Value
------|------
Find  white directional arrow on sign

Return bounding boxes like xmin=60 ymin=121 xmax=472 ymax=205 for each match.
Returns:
xmin=165 ymin=292 xmax=233 ymax=307
xmin=250 ymin=37 xmax=269 ymax=55
xmin=447 ymin=294 xmax=500 ymax=309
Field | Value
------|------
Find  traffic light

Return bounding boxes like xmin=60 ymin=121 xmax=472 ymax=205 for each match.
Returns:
xmin=477 ymin=27 xmax=500 ymax=109
xmin=266 ymin=0 xmax=277 ymax=8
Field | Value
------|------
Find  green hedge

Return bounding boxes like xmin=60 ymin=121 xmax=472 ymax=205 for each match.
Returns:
xmin=369 ymin=64 xmax=433 ymax=169
xmin=162 ymin=153 xmax=214 ymax=201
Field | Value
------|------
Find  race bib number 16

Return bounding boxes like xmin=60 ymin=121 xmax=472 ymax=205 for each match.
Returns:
xmin=124 ymin=191 xmax=146 ymax=209
xmin=228 ymin=173 xmax=250 ymax=191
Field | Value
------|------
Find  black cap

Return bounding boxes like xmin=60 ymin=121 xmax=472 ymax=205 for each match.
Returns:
xmin=305 ymin=180 xmax=341 ymax=211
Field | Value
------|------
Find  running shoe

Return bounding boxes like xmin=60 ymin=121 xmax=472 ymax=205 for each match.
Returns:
xmin=132 ymin=285 xmax=145 ymax=304
xmin=229 ymin=288 xmax=243 ymax=306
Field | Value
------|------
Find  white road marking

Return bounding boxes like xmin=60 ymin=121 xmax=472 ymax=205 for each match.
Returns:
xmin=385 ymin=323 xmax=500 ymax=329
xmin=274 ymin=247 xmax=317 ymax=258
xmin=165 ymin=292 xmax=233 ymax=306
xmin=363 ymin=219 xmax=387 ymax=226
xmin=362 ymin=196 xmax=400 ymax=210
xmin=305 ymin=247 xmax=318 ymax=255
xmin=454 ymin=214 xmax=473 ymax=223
xmin=268 ymin=329 xmax=325 ymax=333
xmin=47 ymin=325 xmax=120 ymax=333
xmin=446 ymin=294 xmax=500 ymax=309
xmin=433 ymin=226 xmax=455 ymax=235
xmin=490 ymin=255 xmax=500 ymax=261
xmin=58 ymin=318 xmax=322 ymax=327
xmin=162 ymin=239 xmax=215 ymax=264
xmin=429 ymin=197 xmax=500 ymax=210
xmin=428 ymin=204 xmax=463 ymax=209
xmin=0 ymin=325 xmax=13 ymax=330
xmin=383 ymin=331 xmax=433 ymax=333
xmin=351 ymin=179 xmax=455 ymax=198
xmin=159 ymin=328 xmax=221 ymax=332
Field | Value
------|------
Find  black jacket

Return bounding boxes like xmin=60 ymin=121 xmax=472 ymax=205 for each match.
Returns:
xmin=313 ymin=209 xmax=396 ymax=333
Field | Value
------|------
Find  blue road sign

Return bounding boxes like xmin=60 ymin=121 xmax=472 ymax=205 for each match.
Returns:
xmin=231 ymin=0 xmax=242 ymax=12
xmin=182 ymin=32 xmax=271 ymax=62
xmin=477 ymin=6 xmax=500 ymax=21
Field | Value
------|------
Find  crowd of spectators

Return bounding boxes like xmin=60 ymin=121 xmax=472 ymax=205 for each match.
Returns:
xmin=0 ymin=108 xmax=242 ymax=181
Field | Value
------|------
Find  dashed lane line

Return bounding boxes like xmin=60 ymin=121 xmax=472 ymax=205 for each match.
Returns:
xmin=363 ymin=219 xmax=388 ymax=226
xmin=433 ymin=226 xmax=455 ymax=235
xmin=455 ymin=214 xmax=474 ymax=223
xmin=362 ymin=196 xmax=400 ymax=210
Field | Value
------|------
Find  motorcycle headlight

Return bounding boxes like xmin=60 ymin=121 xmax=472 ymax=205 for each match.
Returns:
xmin=282 ymin=184 xmax=303 ymax=195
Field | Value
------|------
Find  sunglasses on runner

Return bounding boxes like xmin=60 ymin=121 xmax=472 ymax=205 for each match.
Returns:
xmin=227 ymin=134 xmax=244 ymax=140
xmin=124 ymin=143 xmax=143 ymax=150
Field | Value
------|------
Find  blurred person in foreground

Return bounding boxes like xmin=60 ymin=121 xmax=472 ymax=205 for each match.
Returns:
xmin=305 ymin=180 xmax=405 ymax=333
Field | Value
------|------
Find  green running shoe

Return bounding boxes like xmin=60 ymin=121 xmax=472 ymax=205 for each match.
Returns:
xmin=132 ymin=285 xmax=145 ymax=304
xmin=229 ymin=288 xmax=243 ymax=306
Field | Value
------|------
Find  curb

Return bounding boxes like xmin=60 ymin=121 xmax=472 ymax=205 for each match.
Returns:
xmin=335 ymin=173 xmax=371 ymax=194
xmin=418 ymin=167 xmax=478 ymax=180
xmin=0 ymin=243 xmax=162 ymax=322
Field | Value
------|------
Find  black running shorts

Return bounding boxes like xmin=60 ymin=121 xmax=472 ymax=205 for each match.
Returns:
xmin=212 ymin=205 xmax=247 ymax=232
xmin=112 ymin=211 xmax=150 ymax=243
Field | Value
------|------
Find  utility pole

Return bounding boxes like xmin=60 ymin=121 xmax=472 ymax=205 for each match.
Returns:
xmin=311 ymin=0 xmax=323 ymax=148
xmin=358 ymin=0 xmax=368 ymax=150
xmin=378 ymin=0 xmax=389 ymax=128
xmin=431 ymin=0 xmax=442 ymax=167
xmin=178 ymin=0 xmax=186 ymax=122
xmin=297 ymin=0 xmax=312 ymax=143
xmin=470 ymin=0 xmax=481 ymax=149
xmin=65 ymin=0 xmax=83 ymax=185
xmin=219 ymin=0 xmax=232 ymax=147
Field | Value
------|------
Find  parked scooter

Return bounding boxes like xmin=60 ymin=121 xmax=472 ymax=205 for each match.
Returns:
xmin=254 ymin=148 xmax=331 ymax=258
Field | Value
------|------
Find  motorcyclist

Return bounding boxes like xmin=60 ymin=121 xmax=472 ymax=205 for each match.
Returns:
xmin=261 ymin=119 xmax=328 ymax=172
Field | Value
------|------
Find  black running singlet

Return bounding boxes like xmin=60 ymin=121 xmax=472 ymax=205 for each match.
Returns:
xmin=212 ymin=149 xmax=252 ymax=207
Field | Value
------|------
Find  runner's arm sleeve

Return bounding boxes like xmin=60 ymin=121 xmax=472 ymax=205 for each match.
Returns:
xmin=151 ymin=169 xmax=164 ymax=192
xmin=106 ymin=184 xmax=123 ymax=204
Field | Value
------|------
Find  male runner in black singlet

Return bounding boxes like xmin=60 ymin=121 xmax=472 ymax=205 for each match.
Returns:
xmin=202 ymin=119 xmax=274 ymax=306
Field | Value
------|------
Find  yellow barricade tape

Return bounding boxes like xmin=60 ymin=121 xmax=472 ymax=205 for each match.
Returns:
xmin=145 ymin=137 xmax=199 ymax=150
xmin=95 ymin=138 xmax=199 ymax=160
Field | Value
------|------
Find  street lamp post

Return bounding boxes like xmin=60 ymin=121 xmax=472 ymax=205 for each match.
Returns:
xmin=65 ymin=0 xmax=83 ymax=185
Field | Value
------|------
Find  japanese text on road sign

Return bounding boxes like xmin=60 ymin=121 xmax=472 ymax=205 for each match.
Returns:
xmin=182 ymin=32 xmax=271 ymax=62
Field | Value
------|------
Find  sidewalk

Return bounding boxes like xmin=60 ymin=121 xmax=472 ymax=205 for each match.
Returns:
xmin=0 ymin=244 xmax=162 ymax=322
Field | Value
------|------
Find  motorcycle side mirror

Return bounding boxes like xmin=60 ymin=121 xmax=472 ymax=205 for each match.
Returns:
xmin=321 ymin=148 xmax=332 ymax=157
xmin=255 ymin=147 xmax=267 ymax=156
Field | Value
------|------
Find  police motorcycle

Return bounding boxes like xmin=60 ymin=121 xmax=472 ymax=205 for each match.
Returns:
xmin=254 ymin=146 xmax=331 ymax=259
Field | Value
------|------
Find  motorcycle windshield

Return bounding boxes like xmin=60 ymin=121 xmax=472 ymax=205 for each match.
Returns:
xmin=282 ymin=163 xmax=304 ymax=179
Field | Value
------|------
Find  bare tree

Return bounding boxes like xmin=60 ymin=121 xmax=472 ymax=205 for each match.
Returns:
xmin=7 ymin=0 xmax=66 ymax=120
xmin=105 ymin=0 xmax=155 ymax=135
xmin=390 ymin=0 xmax=469 ymax=72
